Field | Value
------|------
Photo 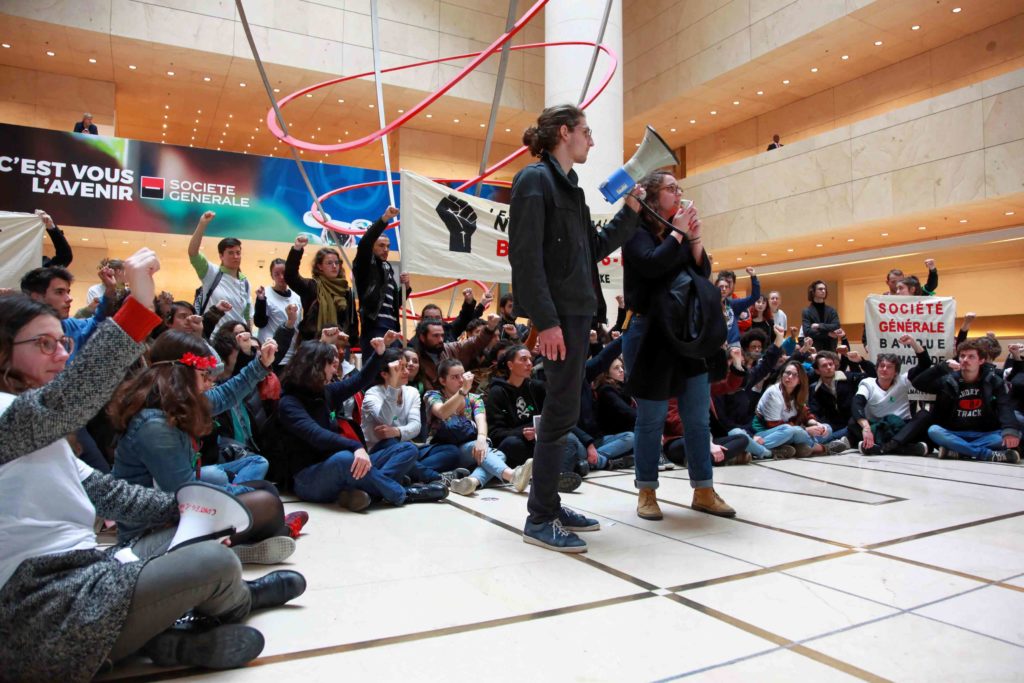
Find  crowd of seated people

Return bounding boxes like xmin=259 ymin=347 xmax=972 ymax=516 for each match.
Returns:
xmin=1 ymin=202 xmax=1020 ymax=680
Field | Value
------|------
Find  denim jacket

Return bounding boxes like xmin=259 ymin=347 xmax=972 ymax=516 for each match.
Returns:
xmin=112 ymin=358 xmax=268 ymax=542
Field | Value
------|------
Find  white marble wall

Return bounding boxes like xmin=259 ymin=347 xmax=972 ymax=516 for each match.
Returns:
xmin=679 ymin=69 xmax=1024 ymax=250
xmin=0 ymin=0 xmax=545 ymax=111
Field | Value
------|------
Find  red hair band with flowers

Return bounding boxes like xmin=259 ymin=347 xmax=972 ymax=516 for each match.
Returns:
xmin=152 ymin=352 xmax=218 ymax=371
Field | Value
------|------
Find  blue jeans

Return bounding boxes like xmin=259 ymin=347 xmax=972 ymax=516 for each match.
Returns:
xmin=927 ymin=426 xmax=1005 ymax=460
xmin=293 ymin=441 xmax=418 ymax=505
xmin=729 ymin=427 xmax=770 ymax=459
xmin=200 ymin=455 xmax=269 ymax=486
xmin=455 ymin=441 xmax=509 ymax=487
xmin=756 ymin=424 xmax=815 ymax=448
xmin=413 ymin=442 xmax=462 ymax=482
xmin=623 ymin=314 xmax=713 ymax=490
xmin=562 ymin=431 xmax=635 ymax=471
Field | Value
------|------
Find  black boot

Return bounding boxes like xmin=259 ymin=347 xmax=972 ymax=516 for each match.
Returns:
xmin=144 ymin=624 xmax=264 ymax=669
xmin=247 ymin=570 xmax=307 ymax=611
xmin=404 ymin=481 xmax=449 ymax=503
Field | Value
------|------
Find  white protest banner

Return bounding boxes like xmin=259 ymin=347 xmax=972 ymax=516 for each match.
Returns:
xmin=0 ymin=212 xmax=44 ymax=289
xmin=864 ymin=295 xmax=956 ymax=398
xmin=399 ymin=170 xmax=624 ymax=321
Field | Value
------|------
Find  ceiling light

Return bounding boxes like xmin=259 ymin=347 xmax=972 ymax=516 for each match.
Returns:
xmin=782 ymin=79 xmax=790 ymax=85
xmin=228 ymin=114 xmax=232 ymax=118
xmin=368 ymin=103 xmax=374 ymax=107
xmin=815 ymin=243 xmax=823 ymax=247
xmin=756 ymin=90 xmax=764 ymax=95
xmin=959 ymin=218 xmax=968 ymax=223
xmin=191 ymin=136 xmax=195 ymax=140
xmin=161 ymin=132 xmax=166 ymax=136
xmin=911 ymin=24 xmax=920 ymax=30
xmin=453 ymin=118 xmax=460 ymax=123
xmin=306 ymin=93 xmax=313 ymax=98
xmin=163 ymin=114 xmax=168 ymax=119
xmin=46 ymin=50 xmax=55 ymax=56
xmin=166 ymin=70 xmax=175 ymax=76
xmin=689 ymin=119 xmax=696 ymax=124
xmin=760 ymin=253 xmax=767 ymax=257
xmin=713 ymin=261 xmax=719 ymax=265
xmin=952 ymin=7 xmax=961 ymax=13
xmin=881 ymin=232 xmax=889 ymax=237
xmin=239 ymin=82 xmax=246 ymax=87
xmin=426 ymin=114 xmax=432 ymax=118
xmin=480 ymin=123 xmax=485 ymax=127
xmin=635 ymin=143 xmax=640 ymax=147
xmin=918 ymin=225 xmax=927 ymax=230
xmin=505 ymin=128 xmax=511 ymax=132
xmin=736 ymin=257 xmax=743 ymax=261
xmin=317 ymin=126 xmax=321 ymax=131
xmin=710 ymin=110 xmax=717 ymax=115
xmin=225 ymin=123 xmax=229 ymax=127
xmin=194 ymin=119 xmax=199 ymax=123
xmin=203 ymin=76 xmax=211 ymax=81
xmin=847 ymin=238 xmax=855 ymax=242
xmin=81 ymin=237 xmax=89 ymax=242
xmin=88 ymin=58 xmax=97 ymax=64
xmin=128 ymin=64 xmax=137 ymax=69
xmin=841 ymin=55 xmax=849 ymax=60
xmin=1 ymin=43 xmax=10 ymax=49
xmin=273 ymin=88 xmax=280 ymax=93
xmin=398 ymin=109 xmax=405 ymax=113
xmin=122 ymin=240 xmax=129 ymax=244
xmin=246 ymin=143 xmax=251 ymax=147
xmin=161 ymin=123 xmax=167 ymax=129
xmin=874 ymin=40 xmax=883 ymax=46
xmin=787 ymin=248 xmax=794 ymax=252
xmin=217 ymin=148 xmax=221 ymax=151
xmin=810 ymin=67 xmax=818 ymax=73
xmin=670 ymin=128 xmax=677 ymax=132
xmin=1006 ymin=211 xmax=1016 ymax=216
xmin=732 ymin=100 xmax=739 ymax=105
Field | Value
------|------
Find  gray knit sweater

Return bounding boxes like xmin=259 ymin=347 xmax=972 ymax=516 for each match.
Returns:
xmin=0 ymin=318 xmax=177 ymax=683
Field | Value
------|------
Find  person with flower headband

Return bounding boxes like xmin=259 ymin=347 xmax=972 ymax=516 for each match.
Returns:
xmin=110 ymin=330 xmax=298 ymax=565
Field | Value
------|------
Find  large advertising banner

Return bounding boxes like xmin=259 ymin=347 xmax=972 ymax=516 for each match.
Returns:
xmin=0 ymin=212 xmax=43 ymax=289
xmin=864 ymin=295 xmax=956 ymax=397
xmin=0 ymin=122 xmax=398 ymax=247
xmin=400 ymin=169 xmax=624 ymax=320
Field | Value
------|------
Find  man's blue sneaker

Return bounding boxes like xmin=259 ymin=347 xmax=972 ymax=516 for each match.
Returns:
xmin=523 ymin=519 xmax=587 ymax=553
xmin=558 ymin=506 xmax=600 ymax=532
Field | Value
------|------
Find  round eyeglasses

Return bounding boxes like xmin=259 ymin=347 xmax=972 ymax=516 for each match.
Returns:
xmin=13 ymin=334 xmax=74 ymax=356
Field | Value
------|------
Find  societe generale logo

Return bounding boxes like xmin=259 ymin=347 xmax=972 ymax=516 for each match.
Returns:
xmin=140 ymin=176 xmax=165 ymax=200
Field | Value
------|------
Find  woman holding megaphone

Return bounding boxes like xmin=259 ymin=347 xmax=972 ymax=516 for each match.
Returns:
xmin=621 ymin=171 xmax=736 ymax=522
xmin=0 ymin=249 xmax=305 ymax=681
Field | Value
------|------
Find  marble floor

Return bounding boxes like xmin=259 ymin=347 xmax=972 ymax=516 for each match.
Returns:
xmin=103 ymin=453 xmax=1024 ymax=682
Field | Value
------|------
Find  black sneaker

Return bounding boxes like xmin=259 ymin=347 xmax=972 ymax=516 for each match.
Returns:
xmin=438 ymin=468 xmax=471 ymax=487
xmin=144 ymin=624 xmax=265 ymax=669
xmin=937 ymin=446 xmax=959 ymax=460
xmin=608 ymin=454 xmax=635 ymax=470
xmin=557 ymin=471 xmax=583 ymax=493
xmin=404 ymin=482 xmax=449 ymax=503
xmin=898 ymin=442 xmax=929 ymax=457
xmin=990 ymin=449 xmax=1021 ymax=464
xmin=858 ymin=442 xmax=883 ymax=456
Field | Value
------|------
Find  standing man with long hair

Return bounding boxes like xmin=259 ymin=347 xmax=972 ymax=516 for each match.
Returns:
xmin=508 ymin=104 xmax=643 ymax=553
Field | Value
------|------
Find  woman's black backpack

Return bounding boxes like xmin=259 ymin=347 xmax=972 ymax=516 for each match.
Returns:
xmin=661 ymin=266 xmax=728 ymax=359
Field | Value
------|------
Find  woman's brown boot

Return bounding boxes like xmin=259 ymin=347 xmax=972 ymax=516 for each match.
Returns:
xmin=637 ymin=488 xmax=663 ymax=520
xmin=691 ymin=487 xmax=735 ymax=518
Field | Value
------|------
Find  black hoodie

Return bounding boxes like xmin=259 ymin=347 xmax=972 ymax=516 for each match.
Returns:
xmin=485 ymin=376 xmax=546 ymax=444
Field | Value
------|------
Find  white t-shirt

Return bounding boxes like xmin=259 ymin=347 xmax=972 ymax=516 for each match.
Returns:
xmin=361 ymin=385 xmax=422 ymax=451
xmin=856 ymin=374 xmax=913 ymax=421
xmin=257 ymin=288 xmax=303 ymax=365
xmin=190 ymin=253 xmax=252 ymax=333
xmin=86 ymin=282 xmax=106 ymax=305
xmin=773 ymin=309 xmax=788 ymax=330
xmin=0 ymin=392 xmax=97 ymax=591
xmin=756 ymin=383 xmax=799 ymax=424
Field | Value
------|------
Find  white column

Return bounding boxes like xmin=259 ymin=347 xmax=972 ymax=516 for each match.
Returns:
xmin=544 ymin=0 xmax=623 ymax=204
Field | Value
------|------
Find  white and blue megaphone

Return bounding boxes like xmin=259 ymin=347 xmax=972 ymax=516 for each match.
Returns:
xmin=167 ymin=481 xmax=253 ymax=551
xmin=599 ymin=125 xmax=679 ymax=204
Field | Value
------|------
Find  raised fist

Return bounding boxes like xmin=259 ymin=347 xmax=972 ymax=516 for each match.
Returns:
xmin=293 ymin=235 xmax=309 ymax=251
xmin=436 ymin=194 xmax=477 ymax=253
xmin=463 ymin=287 xmax=474 ymax=304
xmin=382 ymin=206 xmax=399 ymax=222
xmin=615 ymin=294 xmax=625 ymax=308
xmin=285 ymin=303 xmax=299 ymax=325
xmin=924 ymin=258 xmax=936 ymax=270
xmin=200 ymin=210 xmax=216 ymax=223
xmin=256 ymin=286 xmax=266 ymax=299
xmin=216 ymin=300 xmax=232 ymax=313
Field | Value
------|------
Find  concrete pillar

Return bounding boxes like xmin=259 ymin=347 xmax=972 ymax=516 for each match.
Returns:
xmin=544 ymin=0 xmax=623 ymax=203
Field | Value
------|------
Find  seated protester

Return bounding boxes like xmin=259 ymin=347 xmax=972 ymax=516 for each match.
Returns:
xmin=802 ymin=280 xmax=841 ymax=352
xmin=278 ymin=332 xmax=445 ymax=511
xmin=0 ymin=264 xmax=305 ymax=679
xmin=21 ymin=264 xmax=115 ymax=360
xmin=87 ymin=258 xmax=126 ymax=306
xmin=914 ymin=338 xmax=1020 ymax=463
xmin=420 ymin=294 xmax=479 ymax=344
xmin=752 ymin=361 xmax=834 ymax=459
xmin=664 ymin=398 xmax=751 ymax=467
xmin=254 ymin=257 xmax=303 ymax=366
xmin=497 ymin=293 xmax=531 ymax=342
xmin=286 ymin=237 xmax=355 ymax=340
xmin=486 ymin=345 xmax=583 ymax=493
xmin=714 ymin=327 xmax=783 ymax=435
xmin=209 ymin=324 xmax=274 ymax=454
xmin=1006 ymin=343 xmax=1024 ymax=429
xmin=768 ymin=290 xmax=787 ymax=331
xmin=409 ymin=314 xmax=500 ymax=391
xmin=188 ymin=211 xmax=252 ymax=333
xmin=109 ymin=332 xmax=298 ymax=563
xmin=717 ymin=267 xmax=761 ymax=347
xmin=592 ymin=356 xmax=640 ymax=470
xmin=747 ymin=295 xmax=774 ymax=341
xmin=807 ymin=349 xmax=875 ymax=451
xmin=425 ymin=359 xmax=533 ymax=496
xmin=579 ymin=336 xmax=637 ymax=471
xmin=362 ymin=347 xmax=459 ymax=488
xmin=850 ymin=334 xmax=933 ymax=456
xmin=164 ymin=300 xmax=204 ymax=338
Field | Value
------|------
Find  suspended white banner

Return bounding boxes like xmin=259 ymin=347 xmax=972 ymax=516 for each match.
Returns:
xmin=399 ymin=169 xmax=624 ymax=322
xmin=864 ymin=295 xmax=956 ymax=399
xmin=0 ymin=212 xmax=44 ymax=289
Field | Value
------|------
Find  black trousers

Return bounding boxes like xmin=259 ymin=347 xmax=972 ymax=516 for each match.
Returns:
xmin=847 ymin=410 xmax=932 ymax=448
xmin=497 ymin=435 xmax=535 ymax=468
xmin=528 ymin=315 xmax=591 ymax=525
xmin=664 ymin=433 xmax=748 ymax=467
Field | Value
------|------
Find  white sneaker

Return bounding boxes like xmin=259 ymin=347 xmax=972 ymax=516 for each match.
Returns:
xmin=450 ymin=476 xmax=480 ymax=496
xmin=511 ymin=458 xmax=533 ymax=493
xmin=232 ymin=536 xmax=296 ymax=565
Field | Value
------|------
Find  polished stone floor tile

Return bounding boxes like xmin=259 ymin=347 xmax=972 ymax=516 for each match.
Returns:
xmin=914 ymin=584 xmax=1024 ymax=646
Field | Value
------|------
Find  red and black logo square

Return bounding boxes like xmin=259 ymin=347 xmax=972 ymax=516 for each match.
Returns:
xmin=141 ymin=176 xmax=165 ymax=200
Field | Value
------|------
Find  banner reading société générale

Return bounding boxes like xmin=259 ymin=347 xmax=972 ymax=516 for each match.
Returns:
xmin=864 ymin=294 xmax=956 ymax=399
xmin=0 ymin=122 xmax=411 ymax=248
